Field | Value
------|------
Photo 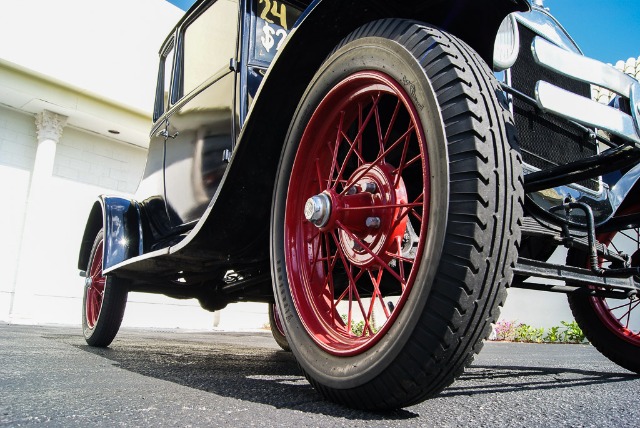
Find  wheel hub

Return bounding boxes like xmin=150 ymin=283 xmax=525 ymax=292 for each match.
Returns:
xmin=304 ymin=193 xmax=332 ymax=227
xmin=305 ymin=163 xmax=408 ymax=268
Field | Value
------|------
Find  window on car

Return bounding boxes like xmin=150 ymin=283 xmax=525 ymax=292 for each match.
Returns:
xmin=153 ymin=40 xmax=175 ymax=122
xmin=253 ymin=0 xmax=303 ymax=64
xmin=181 ymin=0 xmax=239 ymax=97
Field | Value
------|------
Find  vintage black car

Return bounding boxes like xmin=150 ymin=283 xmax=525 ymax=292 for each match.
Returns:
xmin=78 ymin=0 xmax=640 ymax=410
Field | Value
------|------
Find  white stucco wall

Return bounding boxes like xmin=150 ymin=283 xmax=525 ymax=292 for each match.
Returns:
xmin=0 ymin=0 xmax=183 ymax=114
xmin=0 ymin=108 xmax=34 ymax=318
xmin=499 ymin=248 xmax=575 ymax=328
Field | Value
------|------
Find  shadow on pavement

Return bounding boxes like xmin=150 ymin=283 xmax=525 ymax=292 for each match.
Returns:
xmin=441 ymin=365 xmax=638 ymax=397
xmin=72 ymin=333 xmax=419 ymax=420
xmin=59 ymin=331 xmax=638 ymax=417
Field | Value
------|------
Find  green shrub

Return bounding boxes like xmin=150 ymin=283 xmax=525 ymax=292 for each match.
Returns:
xmin=561 ymin=321 xmax=586 ymax=343
xmin=544 ymin=325 xmax=564 ymax=343
xmin=491 ymin=320 xmax=587 ymax=344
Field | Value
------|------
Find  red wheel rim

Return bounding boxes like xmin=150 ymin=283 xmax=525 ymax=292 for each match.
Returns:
xmin=85 ymin=240 xmax=106 ymax=329
xmin=284 ymin=71 xmax=430 ymax=356
xmin=590 ymin=207 xmax=640 ymax=346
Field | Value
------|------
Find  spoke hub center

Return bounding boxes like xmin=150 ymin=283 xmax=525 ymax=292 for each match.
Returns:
xmin=304 ymin=193 xmax=332 ymax=228
xmin=333 ymin=163 xmax=409 ymax=268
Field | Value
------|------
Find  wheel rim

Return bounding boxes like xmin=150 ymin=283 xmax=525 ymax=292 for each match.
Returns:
xmin=591 ymin=219 xmax=640 ymax=346
xmin=85 ymin=239 xmax=106 ymax=329
xmin=284 ymin=71 xmax=430 ymax=356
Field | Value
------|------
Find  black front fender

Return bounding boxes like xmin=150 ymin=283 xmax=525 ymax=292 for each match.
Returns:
xmin=77 ymin=196 xmax=144 ymax=272
xmin=179 ymin=0 xmax=529 ymax=260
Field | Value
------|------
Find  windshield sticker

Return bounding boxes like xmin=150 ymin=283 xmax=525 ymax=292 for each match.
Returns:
xmin=254 ymin=0 xmax=303 ymax=63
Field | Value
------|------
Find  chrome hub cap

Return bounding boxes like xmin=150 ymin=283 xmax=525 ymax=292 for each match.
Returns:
xmin=304 ymin=193 xmax=332 ymax=227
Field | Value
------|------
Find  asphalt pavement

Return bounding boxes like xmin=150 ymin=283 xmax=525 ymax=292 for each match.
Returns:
xmin=1 ymin=323 xmax=638 ymax=427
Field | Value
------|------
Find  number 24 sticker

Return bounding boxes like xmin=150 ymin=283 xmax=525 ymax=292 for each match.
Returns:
xmin=258 ymin=0 xmax=288 ymax=30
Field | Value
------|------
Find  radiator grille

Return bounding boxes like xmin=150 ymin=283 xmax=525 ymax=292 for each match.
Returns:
xmin=511 ymin=25 xmax=599 ymax=190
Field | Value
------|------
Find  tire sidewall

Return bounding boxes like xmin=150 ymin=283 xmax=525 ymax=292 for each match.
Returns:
xmin=271 ymin=36 xmax=450 ymax=389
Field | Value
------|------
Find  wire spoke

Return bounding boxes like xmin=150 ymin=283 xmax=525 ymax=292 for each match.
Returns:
xmin=336 ymin=220 xmax=407 ymax=286
xmin=333 ymin=95 xmax=382 ymax=188
xmin=322 ymin=232 xmax=338 ymax=317
xmin=312 ymin=232 xmax=329 ymax=275
xmin=410 ymin=209 xmax=424 ymax=223
xmin=339 ymin=130 xmax=366 ymax=165
xmin=608 ymin=300 xmax=638 ymax=311
xmin=337 ymin=202 xmax=423 ymax=213
xmin=357 ymin=102 xmax=364 ymax=163
xmin=369 ymin=268 xmax=391 ymax=320
xmin=327 ymin=112 xmax=346 ymax=188
xmin=403 ymin=153 xmax=422 ymax=170
xmin=391 ymin=193 xmax=425 ymax=232
xmin=384 ymin=251 xmax=416 ymax=264
xmin=383 ymin=99 xmax=402 ymax=148
xmin=392 ymin=132 xmax=412 ymax=188
xmin=329 ymin=231 xmax=359 ymax=327
xmin=373 ymin=96 xmax=384 ymax=155
xmin=315 ymin=157 xmax=326 ymax=192
xmin=616 ymin=300 xmax=640 ymax=328
xmin=618 ymin=229 xmax=640 ymax=245
xmin=339 ymin=124 xmax=416 ymax=196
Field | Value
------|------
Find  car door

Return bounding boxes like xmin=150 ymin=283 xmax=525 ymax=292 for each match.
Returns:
xmin=163 ymin=0 xmax=240 ymax=230
xmin=135 ymin=36 xmax=176 ymax=243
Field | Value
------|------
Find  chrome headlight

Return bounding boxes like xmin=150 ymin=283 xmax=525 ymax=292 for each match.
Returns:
xmin=493 ymin=14 xmax=520 ymax=71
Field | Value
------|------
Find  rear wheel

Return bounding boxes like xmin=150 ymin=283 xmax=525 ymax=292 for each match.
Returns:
xmin=270 ymin=19 xmax=522 ymax=410
xmin=82 ymin=229 xmax=128 ymax=347
xmin=568 ymin=206 xmax=640 ymax=373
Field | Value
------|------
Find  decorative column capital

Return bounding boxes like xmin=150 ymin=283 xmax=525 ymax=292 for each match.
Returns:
xmin=35 ymin=110 xmax=68 ymax=143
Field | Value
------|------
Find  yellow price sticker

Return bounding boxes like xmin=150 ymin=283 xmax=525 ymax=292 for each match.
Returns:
xmin=258 ymin=0 xmax=289 ymax=30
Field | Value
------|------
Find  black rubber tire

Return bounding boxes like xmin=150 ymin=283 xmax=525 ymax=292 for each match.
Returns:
xmin=269 ymin=303 xmax=291 ymax=352
xmin=82 ymin=229 xmax=128 ymax=347
xmin=270 ymin=19 xmax=523 ymax=410
xmin=567 ymin=228 xmax=640 ymax=374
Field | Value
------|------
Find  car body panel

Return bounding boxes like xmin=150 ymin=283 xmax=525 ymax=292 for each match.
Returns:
xmin=80 ymin=0 xmax=530 ymax=282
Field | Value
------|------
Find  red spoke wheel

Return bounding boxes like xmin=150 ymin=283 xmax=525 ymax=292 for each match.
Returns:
xmin=271 ymin=20 xmax=522 ymax=410
xmin=82 ymin=229 xmax=128 ymax=347
xmin=285 ymin=70 xmax=428 ymax=356
xmin=568 ymin=205 xmax=640 ymax=373
xmin=269 ymin=303 xmax=291 ymax=351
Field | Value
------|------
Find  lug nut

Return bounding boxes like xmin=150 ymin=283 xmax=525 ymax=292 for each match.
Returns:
xmin=304 ymin=194 xmax=331 ymax=227
xmin=366 ymin=217 xmax=381 ymax=229
xmin=364 ymin=182 xmax=378 ymax=193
